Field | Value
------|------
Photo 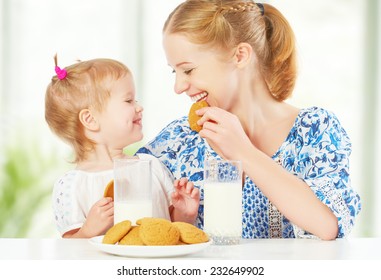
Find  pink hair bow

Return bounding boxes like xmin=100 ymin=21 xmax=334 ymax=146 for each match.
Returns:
xmin=54 ymin=54 xmax=67 ymax=80
xmin=55 ymin=66 xmax=67 ymax=80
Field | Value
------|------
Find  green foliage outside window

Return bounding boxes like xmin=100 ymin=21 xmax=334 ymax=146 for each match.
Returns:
xmin=0 ymin=138 xmax=60 ymax=237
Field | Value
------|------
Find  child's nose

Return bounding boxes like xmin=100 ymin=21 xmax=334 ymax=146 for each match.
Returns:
xmin=135 ymin=102 xmax=143 ymax=112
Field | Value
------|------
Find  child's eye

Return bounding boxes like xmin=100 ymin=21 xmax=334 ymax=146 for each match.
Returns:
xmin=126 ymin=100 xmax=139 ymax=105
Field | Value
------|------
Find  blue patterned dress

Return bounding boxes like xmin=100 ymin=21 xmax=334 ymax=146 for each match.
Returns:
xmin=137 ymin=107 xmax=361 ymax=238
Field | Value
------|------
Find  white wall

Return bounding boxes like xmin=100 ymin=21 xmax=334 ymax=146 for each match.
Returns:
xmin=272 ymin=0 xmax=367 ymax=236
xmin=139 ymin=0 xmax=187 ymax=143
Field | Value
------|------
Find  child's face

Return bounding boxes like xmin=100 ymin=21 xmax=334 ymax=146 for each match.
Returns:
xmin=163 ymin=32 xmax=240 ymax=110
xmin=96 ymin=73 xmax=143 ymax=149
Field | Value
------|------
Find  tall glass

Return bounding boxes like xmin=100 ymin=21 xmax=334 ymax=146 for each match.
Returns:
xmin=203 ymin=159 xmax=243 ymax=245
xmin=113 ymin=158 xmax=153 ymax=225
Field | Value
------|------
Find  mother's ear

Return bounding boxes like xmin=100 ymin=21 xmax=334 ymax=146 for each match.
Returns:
xmin=79 ymin=109 xmax=99 ymax=131
xmin=234 ymin=42 xmax=254 ymax=68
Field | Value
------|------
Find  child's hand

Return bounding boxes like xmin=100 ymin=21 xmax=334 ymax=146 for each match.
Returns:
xmin=80 ymin=197 xmax=114 ymax=238
xmin=171 ymin=178 xmax=200 ymax=224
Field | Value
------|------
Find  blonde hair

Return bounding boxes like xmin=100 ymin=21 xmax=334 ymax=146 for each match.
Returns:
xmin=45 ymin=57 xmax=131 ymax=163
xmin=164 ymin=0 xmax=297 ymax=101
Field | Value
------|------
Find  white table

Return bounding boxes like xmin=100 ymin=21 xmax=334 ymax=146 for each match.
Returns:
xmin=0 ymin=237 xmax=380 ymax=260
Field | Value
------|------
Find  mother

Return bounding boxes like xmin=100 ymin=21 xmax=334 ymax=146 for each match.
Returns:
xmin=137 ymin=0 xmax=361 ymax=240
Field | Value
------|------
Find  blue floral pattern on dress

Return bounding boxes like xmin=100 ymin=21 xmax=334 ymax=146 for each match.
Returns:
xmin=137 ymin=107 xmax=361 ymax=238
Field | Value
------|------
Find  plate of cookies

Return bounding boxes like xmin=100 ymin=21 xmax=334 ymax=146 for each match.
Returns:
xmin=89 ymin=218 xmax=212 ymax=258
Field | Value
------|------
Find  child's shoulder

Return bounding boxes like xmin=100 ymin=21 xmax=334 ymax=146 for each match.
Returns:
xmin=54 ymin=169 xmax=80 ymax=184
xmin=53 ymin=169 xmax=113 ymax=188
xmin=52 ymin=170 xmax=80 ymax=194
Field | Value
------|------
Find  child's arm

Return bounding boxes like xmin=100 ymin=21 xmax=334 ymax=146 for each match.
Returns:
xmin=62 ymin=197 xmax=114 ymax=238
xmin=170 ymin=178 xmax=200 ymax=224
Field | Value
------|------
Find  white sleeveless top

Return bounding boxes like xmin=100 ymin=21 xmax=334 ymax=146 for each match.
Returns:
xmin=51 ymin=153 xmax=173 ymax=236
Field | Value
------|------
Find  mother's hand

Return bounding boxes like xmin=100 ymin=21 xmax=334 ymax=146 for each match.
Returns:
xmin=197 ymin=106 xmax=253 ymax=160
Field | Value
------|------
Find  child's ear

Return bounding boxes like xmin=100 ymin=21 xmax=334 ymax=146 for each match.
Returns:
xmin=79 ymin=109 xmax=99 ymax=131
xmin=234 ymin=42 xmax=253 ymax=68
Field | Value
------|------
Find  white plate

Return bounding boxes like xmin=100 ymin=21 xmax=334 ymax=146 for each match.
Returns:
xmin=89 ymin=235 xmax=212 ymax=258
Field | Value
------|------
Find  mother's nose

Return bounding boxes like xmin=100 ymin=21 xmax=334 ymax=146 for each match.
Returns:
xmin=174 ymin=75 xmax=190 ymax=95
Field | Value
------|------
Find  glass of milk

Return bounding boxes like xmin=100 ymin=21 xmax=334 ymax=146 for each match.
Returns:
xmin=203 ymin=159 xmax=242 ymax=245
xmin=113 ymin=158 xmax=153 ymax=225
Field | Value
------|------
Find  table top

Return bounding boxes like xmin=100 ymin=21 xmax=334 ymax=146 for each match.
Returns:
xmin=0 ymin=237 xmax=380 ymax=260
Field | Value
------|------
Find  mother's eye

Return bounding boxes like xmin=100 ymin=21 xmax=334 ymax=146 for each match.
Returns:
xmin=184 ymin=68 xmax=194 ymax=75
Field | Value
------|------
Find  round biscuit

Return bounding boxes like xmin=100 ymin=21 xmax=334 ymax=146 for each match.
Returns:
xmin=119 ymin=226 xmax=145 ymax=246
xmin=102 ymin=220 xmax=132 ymax=244
xmin=135 ymin=217 xmax=153 ymax=225
xmin=103 ymin=180 xmax=114 ymax=200
xmin=172 ymin=222 xmax=209 ymax=244
xmin=139 ymin=218 xmax=180 ymax=246
xmin=188 ymin=100 xmax=209 ymax=132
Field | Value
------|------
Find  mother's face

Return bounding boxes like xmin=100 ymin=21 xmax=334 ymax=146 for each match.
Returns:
xmin=162 ymin=32 xmax=241 ymax=110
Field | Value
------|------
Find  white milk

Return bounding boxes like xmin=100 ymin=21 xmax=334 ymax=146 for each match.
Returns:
xmin=203 ymin=182 xmax=242 ymax=238
xmin=114 ymin=200 xmax=153 ymax=225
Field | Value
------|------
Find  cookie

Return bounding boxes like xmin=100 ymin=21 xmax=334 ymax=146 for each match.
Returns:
xmin=135 ymin=217 xmax=152 ymax=225
xmin=103 ymin=180 xmax=114 ymax=200
xmin=102 ymin=220 xmax=132 ymax=244
xmin=172 ymin=222 xmax=209 ymax=244
xmin=188 ymin=100 xmax=209 ymax=132
xmin=119 ymin=226 xmax=145 ymax=246
xmin=139 ymin=218 xmax=180 ymax=246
